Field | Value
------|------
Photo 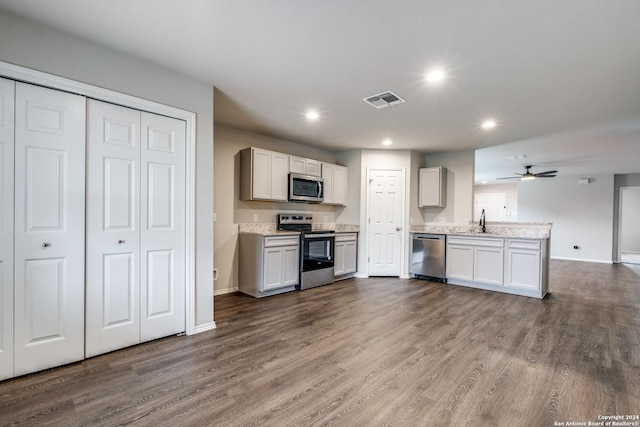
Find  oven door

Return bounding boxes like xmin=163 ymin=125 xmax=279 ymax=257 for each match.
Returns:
xmin=301 ymin=233 xmax=335 ymax=272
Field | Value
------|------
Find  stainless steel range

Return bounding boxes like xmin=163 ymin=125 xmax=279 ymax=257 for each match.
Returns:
xmin=277 ymin=213 xmax=335 ymax=290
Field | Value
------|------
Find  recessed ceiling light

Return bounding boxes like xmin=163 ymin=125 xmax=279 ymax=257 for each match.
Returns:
xmin=482 ymin=181 xmax=488 ymax=184
xmin=382 ymin=139 xmax=393 ymax=146
xmin=305 ymin=111 xmax=319 ymax=120
xmin=426 ymin=69 xmax=445 ymax=83
xmin=482 ymin=120 xmax=496 ymax=129
xmin=506 ymin=154 xmax=527 ymax=160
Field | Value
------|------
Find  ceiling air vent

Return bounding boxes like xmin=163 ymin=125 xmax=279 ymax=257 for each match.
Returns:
xmin=363 ymin=91 xmax=405 ymax=109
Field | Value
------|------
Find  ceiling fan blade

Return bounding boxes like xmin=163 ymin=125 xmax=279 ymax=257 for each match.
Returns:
xmin=534 ymin=170 xmax=557 ymax=176
xmin=536 ymin=175 xmax=556 ymax=178
xmin=496 ymin=176 xmax=522 ymax=180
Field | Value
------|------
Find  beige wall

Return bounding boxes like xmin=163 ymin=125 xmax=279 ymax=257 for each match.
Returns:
xmin=0 ymin=10 xmax=215 ymax=328
xmin=213 ymin=124 xmax=341 ymax=294
xmin=422 ymin=150 xmax=475 ymax=224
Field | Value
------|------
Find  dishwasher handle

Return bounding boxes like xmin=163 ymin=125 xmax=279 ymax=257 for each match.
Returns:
xmin=414 ymin=236 xmax=445 ymax=240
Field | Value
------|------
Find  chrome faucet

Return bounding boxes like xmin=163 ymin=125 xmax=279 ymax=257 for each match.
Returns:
xmin=479 ymin=209 xmax=486 ymax=233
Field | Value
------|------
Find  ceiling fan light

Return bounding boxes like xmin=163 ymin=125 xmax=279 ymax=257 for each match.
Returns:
xmin=521 ymin=175 xmax=535 ymax=181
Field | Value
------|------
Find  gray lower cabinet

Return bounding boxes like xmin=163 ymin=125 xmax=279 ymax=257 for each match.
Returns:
xmin=447 ymin=236 xmax=504 ymax=285
xmin=504 ymin=239 xmax=547 ymax=292
xmin=239 ymin=234 xmax=300 ymax=298
xmin=334 ymin=232 xmax=357 ymax=279
xmin=446 ymin=235 xmax=548 ymax=299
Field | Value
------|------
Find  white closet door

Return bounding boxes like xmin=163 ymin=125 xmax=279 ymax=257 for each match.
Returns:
xmin=13 ymin=83 xmax=86 ymax=376
xmin=0 ymin=78 xmax=15 ymax=380
xmin=86 ymin=100 xmax=141 ymax=357
xmin=140 ymin=112 xmax=186 ymax=341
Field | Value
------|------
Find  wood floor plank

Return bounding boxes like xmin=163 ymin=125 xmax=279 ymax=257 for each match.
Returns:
xmin=1 ymin=261 xmax=639 ymax=426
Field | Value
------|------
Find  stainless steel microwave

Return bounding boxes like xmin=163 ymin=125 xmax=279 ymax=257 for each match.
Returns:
xmin=289 ymin=173 xmax=324 ymax=203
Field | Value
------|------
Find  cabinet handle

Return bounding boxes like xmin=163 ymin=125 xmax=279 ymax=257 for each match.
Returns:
xmin=118 ymin=239 xmax=126 ymax=244
xmin=42 ymin=242 xmax=51 ymax=248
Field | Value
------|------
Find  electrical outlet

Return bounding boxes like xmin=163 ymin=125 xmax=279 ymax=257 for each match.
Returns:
xmin=212 ymin=213 xmax=217 ymax=222
xmin=253 ymin=214 xmax=259 ymax=223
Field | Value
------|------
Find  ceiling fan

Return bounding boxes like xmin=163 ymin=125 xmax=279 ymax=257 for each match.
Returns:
xmin=497 ymin=165 xmax=557 ymax=181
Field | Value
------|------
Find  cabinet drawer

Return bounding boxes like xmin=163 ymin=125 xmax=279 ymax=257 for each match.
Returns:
xmin=448 ymin=236 xmax=504 ymax=248
xmin=507 ymin=239 xmax=541 ymax=250
xmin=264 ymin=235 xmax=300 ymax=247
xmin=336 ymin=232 xmax=357 ymax=243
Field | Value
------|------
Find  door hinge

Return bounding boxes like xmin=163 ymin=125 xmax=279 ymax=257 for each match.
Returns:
xmin=368 ymin=257 xmax=370 ymax=263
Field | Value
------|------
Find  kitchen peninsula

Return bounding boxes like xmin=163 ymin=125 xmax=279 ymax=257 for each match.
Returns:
xmin=411 ymin=222 xmax=551 ymax=299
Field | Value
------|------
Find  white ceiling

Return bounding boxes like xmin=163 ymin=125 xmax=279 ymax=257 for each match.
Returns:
xmin=1 ymin=1 xmax=639 ymax=182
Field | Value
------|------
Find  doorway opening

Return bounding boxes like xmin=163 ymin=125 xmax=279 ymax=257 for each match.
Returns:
xmin=619 ymin=186 xmax=640 ymax=265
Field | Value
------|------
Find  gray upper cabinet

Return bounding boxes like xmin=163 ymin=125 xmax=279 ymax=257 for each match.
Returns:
xmin=289 ymin=155 xmax=321 ymax=176
xmin=419 ymin=167 xmax=447 ymax=208
xmin=240 ymin=147 xmax=289 ymax=202
xmin=321 ymin=162 xmax=347 ymax=206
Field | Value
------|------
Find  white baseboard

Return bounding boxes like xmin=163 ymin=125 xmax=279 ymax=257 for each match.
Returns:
xmin=354 ymin=273 xmax=369 ymax=279
xmin=190 ymin=321 xmax=217 ymax=335
xmin=551 ymin=256 xmax=613 ymax=264
xmin=214 ymin=287 xmax=238 ymax=296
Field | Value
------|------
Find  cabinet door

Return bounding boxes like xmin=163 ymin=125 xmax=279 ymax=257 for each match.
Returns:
xmin=270 ymin=152 xmax=289 ymax=201
xmin=86 ymin=100 xmax=141 ymax=357
xmin=252 ymin=148 xmax=272 ymax=200
xmin=474 ymin=247 xmax=504 ymax=285
xmin=306 ymin=159 xmax=321 ymax=176
xmin=334 ymin=241 xmax=345 ymax=276
xmin=0 ymin=78 xmax=14 ymax=380
xmin=333 ymin=165 xmax=347 ymax=206
xmin=289 ymin=156 xmax=306 ymax=174
xmin=14 ymin=83 xmax=86 ymax=376
xmin=419 ymin=167 xmax=445 ymax=208
xmin=321 ymin=163 xmax=335 ymax=204
xmin=140 ymin=112 xmax=186 ymax=342
xmin=282 ymin=245 xmax=300 ymax=287
xmin=446 ymin=245 xmax=474 ymax=280
xmin=345 ymin=241 xmax=357 ymax=273
xmin=263 ymin=247 xmax=284 ymax=291
xmin=506 ymin=249 xmax=540 ymax=290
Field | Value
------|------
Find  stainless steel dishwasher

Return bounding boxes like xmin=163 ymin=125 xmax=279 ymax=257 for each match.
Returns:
xmin=411 ymin=233 xmax=447 ymax=282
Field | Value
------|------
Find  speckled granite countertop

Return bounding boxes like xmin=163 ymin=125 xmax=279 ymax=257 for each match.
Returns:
xmin=410 ymin=222 xmax=551 ymax=239
xmin=238 ymin=223 xmax=360 ymax=235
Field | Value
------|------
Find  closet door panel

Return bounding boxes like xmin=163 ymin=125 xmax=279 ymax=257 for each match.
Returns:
xmin=0 ymin=77 xmax=14 ymax=380
xmin=140 ymin=112 xmax=186 ymax=341
xmin=13 ymin=82 xmax=86 ymax=376
xmin=86 ymin=100 xmax=141 ymax=357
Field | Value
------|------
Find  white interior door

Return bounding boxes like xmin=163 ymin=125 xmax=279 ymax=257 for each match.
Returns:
xmin=86 ymin=100 xmax=141 ymax=357
xmin=368 ymin=169 xmax=405 ymax=276
xmin=474 ymin=193 xmax=507 ymax=222
xmin=13 ymin=82 xmax=86 ymax=376
xmin=0 ymin=77 xmax=15 ymax=380
xmin=140 ymin=112 xmax=186 ymax=341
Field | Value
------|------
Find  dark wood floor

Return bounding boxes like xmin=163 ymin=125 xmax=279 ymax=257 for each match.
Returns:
xmin=1 ymin=260 xmax=639 ymax=426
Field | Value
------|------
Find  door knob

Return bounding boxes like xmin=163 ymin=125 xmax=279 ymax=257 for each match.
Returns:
xmin=396 ymin=227 xmax=402 ymax=231
xmin=118 ymin=239 xmax=126 ymax=244
xmin=42 ymin=242 xmax=51 ymax=248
